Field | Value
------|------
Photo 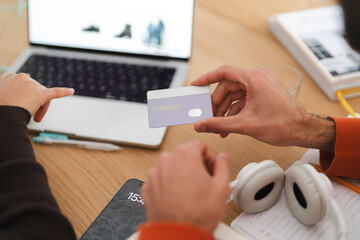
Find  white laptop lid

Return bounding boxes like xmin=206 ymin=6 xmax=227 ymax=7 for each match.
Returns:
xmin=28 ymin=0 xmax=194 ymax=59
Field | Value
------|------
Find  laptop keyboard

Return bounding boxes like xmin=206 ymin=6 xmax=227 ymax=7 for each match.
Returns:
xmin=18 ymin=54 xmax=176 ymax=103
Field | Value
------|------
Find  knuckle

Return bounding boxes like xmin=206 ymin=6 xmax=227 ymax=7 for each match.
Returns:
xmin=17 ymin=73 xmax=29 ymax=80
xmin=158 ymin=151 xmax=170 ymax=164
xmin=241 ymin=72 xmax=251 ymax=82
xmin=175 ymin=140 xmax=206 ymax=160
xmin=211 ymin=120 xmax=224 ymax=131
xmin=220 ymin=64 xmax=231 ymax=70
xmin=159 ymin=151 xmax=171 ymax=159
xmin=239 ymin=121 xmax=252 ymax=134
xmin=218 ymin=64 xmax=231 ymax=75
xmin=50 ymin=87 xmax=58 ymax=92
xmin=6 ymin=73 xmax=16 ymax=78
xmin=249 ymin=69 xmax=260 ymax=77
xmin=147 ymin=167 xmax=158 ymax=181
xmin=253 ymin=69 xmax=269 ymax=80
xmin=192 ymin=139 xmax=205 ymax=148
xmin=175 ymin=144 xmax=188 ymax=155
xmin=49 ymin=88 xmax=64 ymax=97
xmin=219 ymin=152 xmax=230 ymax=164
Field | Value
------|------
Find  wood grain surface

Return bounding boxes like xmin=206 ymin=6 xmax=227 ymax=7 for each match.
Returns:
xmin=1 ymin=0 xmax=359 ymax=238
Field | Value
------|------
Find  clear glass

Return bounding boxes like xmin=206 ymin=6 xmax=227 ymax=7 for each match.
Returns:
xmin=256 ymin=64 xmax=302 ymax=101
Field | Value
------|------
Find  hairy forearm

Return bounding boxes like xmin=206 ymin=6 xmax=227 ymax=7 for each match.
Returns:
xmin=294 ymin=111 xmax=336 ymax=151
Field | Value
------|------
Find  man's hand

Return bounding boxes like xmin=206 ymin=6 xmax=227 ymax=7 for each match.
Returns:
xmin=141 ymin=140 xmax=230 ymax=233
xmin=191 ymin=65 xmax=335 ymax=151
xmin=0 ymin=73 xmax=74 ymax=122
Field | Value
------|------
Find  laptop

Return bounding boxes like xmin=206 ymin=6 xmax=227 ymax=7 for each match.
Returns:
xmin=6 ymin=0 xmax=195 ymax=149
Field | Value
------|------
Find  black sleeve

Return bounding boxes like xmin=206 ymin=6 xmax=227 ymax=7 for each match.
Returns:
xmin=340 ymin=0 xmax=360 ymax=49
xmin=0 ymin=106 xmax=76 ymax=240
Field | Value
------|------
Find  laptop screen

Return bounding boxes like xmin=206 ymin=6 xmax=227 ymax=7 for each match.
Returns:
xmin=28 ymin=0 xmax=194 ymax=59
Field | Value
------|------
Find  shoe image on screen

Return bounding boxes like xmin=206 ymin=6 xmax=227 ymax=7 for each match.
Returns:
xmin=145 ymin=19 xmax=164 ymax=47
xmin=82 ymin=25 xmax=100 ymax=33
xmin=115 ymin=24 xmax=132 ymax=38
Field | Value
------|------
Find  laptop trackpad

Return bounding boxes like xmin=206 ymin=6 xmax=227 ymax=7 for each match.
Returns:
xmin=28 ymin=96 xmax=115 ymax=136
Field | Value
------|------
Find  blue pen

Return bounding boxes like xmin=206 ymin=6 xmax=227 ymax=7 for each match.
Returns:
xmin=33 ymin=135 xmax=121 ymax=151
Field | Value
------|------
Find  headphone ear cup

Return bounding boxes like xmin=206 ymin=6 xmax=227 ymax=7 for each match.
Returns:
xmin=319 ymin=172 xmax=334 ymax=196
xmin=284 ymin=164 xmax=331 ymax=225
xmin=233 ymin=160 xmax=285 ymax=213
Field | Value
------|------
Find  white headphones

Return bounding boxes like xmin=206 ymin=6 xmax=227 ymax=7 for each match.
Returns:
xmin=228 ymin=160 xmax=347 ymax=240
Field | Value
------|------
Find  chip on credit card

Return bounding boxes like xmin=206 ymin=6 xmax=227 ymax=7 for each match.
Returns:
xmin=147 ymin=86 xmax=213 ymax=128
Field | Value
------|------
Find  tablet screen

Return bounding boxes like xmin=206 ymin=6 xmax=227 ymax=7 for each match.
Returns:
xmin=80 ymin=179 xmax=146 ymax=240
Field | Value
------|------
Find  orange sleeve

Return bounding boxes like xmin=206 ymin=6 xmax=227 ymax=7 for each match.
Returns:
xmin=319 ymin=116 xmax=360 ymax=179
xmin=138 ymin=222 xmax=214 ymax=240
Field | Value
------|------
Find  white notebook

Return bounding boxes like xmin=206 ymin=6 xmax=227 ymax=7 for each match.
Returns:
xmin=268 ymin=5 xmax=360 ymax=100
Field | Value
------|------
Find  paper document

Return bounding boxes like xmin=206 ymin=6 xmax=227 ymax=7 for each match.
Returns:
xmin=231 ymin=149 xmax=360 ymax=240
xmin=214 ymin=222 xmax=248 ymax=240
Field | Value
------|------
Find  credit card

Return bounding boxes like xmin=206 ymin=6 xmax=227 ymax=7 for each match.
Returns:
xmin=147 ymin=86 xmax=213 ymax=128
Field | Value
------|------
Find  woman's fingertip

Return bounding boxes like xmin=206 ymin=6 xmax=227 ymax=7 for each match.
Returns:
xmin=33 ymin=114 xmax=43 ymax=123
xmin=218 ymin=152 xmax=229 ymax=161
xmin=191 ymin=80 xmax=200 ymax=86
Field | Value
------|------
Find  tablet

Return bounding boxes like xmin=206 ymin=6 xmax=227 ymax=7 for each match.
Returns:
xmin=80 ymin=179 xmax=146 ymax=240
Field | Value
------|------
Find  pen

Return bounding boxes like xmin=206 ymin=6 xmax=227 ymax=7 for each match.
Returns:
xmin=310 ymin=163 xmax=360 ymax=195
xmin=33 ymin=137 xmax=121 ymax=151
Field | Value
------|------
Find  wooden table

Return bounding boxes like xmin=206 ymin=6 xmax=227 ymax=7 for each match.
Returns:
xmin=1 ymin=0 xmax=359 ymax=238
